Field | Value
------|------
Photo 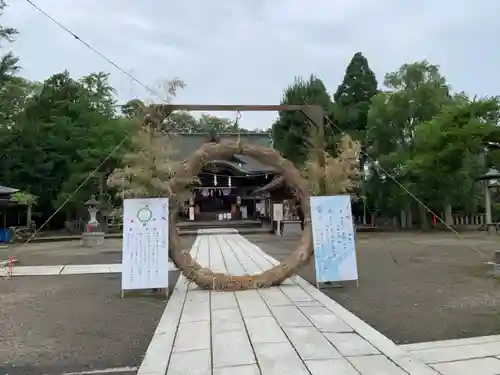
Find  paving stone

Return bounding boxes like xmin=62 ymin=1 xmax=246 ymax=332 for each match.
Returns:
xmin=280 ymin=285 xmax=316 ymax=302
xmin=173 ymin=321 xmax=210 ymax=352
xmin=412 ymin=341 xmax=500 ymax=363
xmin=348 ymin=355 xmax=407 ymax=375
xmin=167 ymin=350 xmax=211 ymax=375
xmin=213 ymin=364 xmax=261 ymax=375
xmin=271 ymin=305 xmax=313 ymax=328
xmin=284 ymin=326 xmax=342 ymax=360
xmin=259 ymin=288 xmax=293 ymax=306
xmin=432 ymin=357 xmax=500 ymax=375
xmin=212 ymin=308 xmax=245 ymax=333
xmin=60 ymin=263 xmax=122 ymax=274
xmin=254 ymin=342 xmax=310 ymax=375
xmin=305 ymin=358 xmax=360 ymax=375
xmin=212 ymin=330 xmax=256 ymax=368
xmin=324 ymin=333 xmax=380 ymax=356
xmin=186 ymin=289 xmax=210 ymax=303
xmin=294 ymin=300 xmax=323 ymax=307
xmin=245 ymin=316 xmax=288 ymax=344
xmin=211 ymin=291 xmax=238 ymax=310
xmin=11 ymin=265 xmax=64 ymax=276
xmin=236 ymin=290 xmax=271 ymax=318
xmin=180 ymin=301 xmax=210 ymax=323
xmin=299 ymin=306 xmax=352 ymax=333
xmin=403 ymin=334 xmax=500 ymax=352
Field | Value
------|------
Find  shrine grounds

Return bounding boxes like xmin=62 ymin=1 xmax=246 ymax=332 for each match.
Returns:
xmin=253 ymin=231 xmax=500 ymax=344
xmin=1 ymin=232 xmax=500 ymax=373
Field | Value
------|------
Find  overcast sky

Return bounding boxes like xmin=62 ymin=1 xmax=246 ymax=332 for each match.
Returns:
xmin=3 ymin=0 xmax=500 ymax=129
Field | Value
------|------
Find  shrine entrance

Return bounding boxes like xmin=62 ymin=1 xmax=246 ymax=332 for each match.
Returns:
xmin=188 ymin=163 xmax=267 ymax=221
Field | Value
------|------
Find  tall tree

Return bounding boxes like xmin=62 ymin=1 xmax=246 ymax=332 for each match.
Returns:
xmin=333 ymin=52 xmax=378 ymax=140
xmin=407 ymin=97 xmax=500 ymax=219
xmin=272 ymin=75 xmax=332 ymax=166
xmin=1 ymin=71 xmax=134 ymax=219
xmin=333 ymin=52 xmax=377 ymax=179
xmin=364 ymin=61 xmax=492 ymax=228
xmin=108 ymin=78 xmax=198 ymax=204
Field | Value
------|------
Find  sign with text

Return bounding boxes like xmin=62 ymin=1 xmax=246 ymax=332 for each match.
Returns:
xmin=310 ymin=195 xmax=358 ymax=283
xmin=122 ymin=198 xmax=169 ymax=291
xmin=273 ymin=203 xmax=283 ymax=221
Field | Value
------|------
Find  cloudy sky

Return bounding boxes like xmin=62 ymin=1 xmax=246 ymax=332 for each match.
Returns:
xmin=3 ymin=0 xmax=500 ymax=129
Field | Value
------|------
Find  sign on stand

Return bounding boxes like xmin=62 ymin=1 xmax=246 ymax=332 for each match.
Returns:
xmin=122 ymin=198 xmax=169 ymax=296
xmin=273 ymin=203 xmax=284 ymax=236
xmin=310 ymin=195 xmax=358 ymax=285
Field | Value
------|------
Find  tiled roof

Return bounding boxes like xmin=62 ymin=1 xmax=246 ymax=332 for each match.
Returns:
xmin=0 ymin=185 xmax=18 ymax=195
xmin=173 ymin=133 xmax=277 ymax=174
xmin=251 ymin=176 xmax=285 ymax=195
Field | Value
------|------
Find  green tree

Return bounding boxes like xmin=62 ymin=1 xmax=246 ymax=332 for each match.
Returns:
xmin=1 ymin=71 xmax=134 ymax=218
xmin=365 ymin=61 xmax=451 ymax=228
xmin=407 ymin=97 xmax=500 ymax=219
xmin=272 ymin=75 xmax=332 ymax=166
xmin=333 ymin=52 xmax=378 ymax=141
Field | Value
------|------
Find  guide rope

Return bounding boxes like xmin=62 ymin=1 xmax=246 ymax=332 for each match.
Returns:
xmin=322 ymin=115 xmax=491 ymax=261
xmin=2 ymin=1 xmax=175 ymax=273
xmin=4 ymin=0 xmax=490 ymax=277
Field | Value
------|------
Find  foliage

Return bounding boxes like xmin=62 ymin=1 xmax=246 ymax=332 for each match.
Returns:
xmin=122 ymin=100 xmax=270 ymax=134
xmin=1 ymin=0 xmax=499 ymax=231
xmin=0 ymin=71 xmax=134 ymax=216
xmin=303 ymin=134 xmax=361 ymax=196
xmin=272 ymin=75 xmax=332 ymax=166
xmin=108 ymin=79 xmax=199 ymax=204
xmin=107 ymin=130 xmax=181 ymax=198
xmin=363 ymin=61 xmax=500 ymax=226
xmin=11 ymin=191 xmax=37 ymax=205
xmin=333 ymin=52 xmax=378 ymax=142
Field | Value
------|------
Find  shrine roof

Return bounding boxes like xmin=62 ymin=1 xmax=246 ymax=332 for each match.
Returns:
xmin=174 ymin=133 xmax=277 ymax=175
xmin=0 ymin=185 xmax=18 ymax=195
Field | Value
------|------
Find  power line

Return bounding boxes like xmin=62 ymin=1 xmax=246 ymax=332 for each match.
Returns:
xmin=324 ymin=116 xmax=490 ymax=261
xmin=23 ymin=0 xmax=162 ymax=100
xmin=4 ymin=1 xmax=174 ymax=262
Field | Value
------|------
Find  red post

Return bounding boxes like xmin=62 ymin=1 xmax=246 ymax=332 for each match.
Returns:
xmin=433 ymin=215 xmax=437 ymax=226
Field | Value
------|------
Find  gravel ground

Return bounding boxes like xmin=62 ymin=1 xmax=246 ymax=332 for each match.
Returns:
xmin=248 ymin=231 xmax=500 ymax=345
xmin=0 ymin=239 xmax=127 ymax=266
xmin=0 ymin=237 xmax=194 ymax=375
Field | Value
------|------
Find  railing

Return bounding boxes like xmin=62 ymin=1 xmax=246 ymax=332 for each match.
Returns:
xmin=452 ymin=214 xmax=485 ymax=226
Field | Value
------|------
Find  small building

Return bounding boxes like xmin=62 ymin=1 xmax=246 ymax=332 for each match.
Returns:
xmin=175 ymin=133 xmax=278 ymax=221
xmin=0 ymin=185 xmax=19 ymax=243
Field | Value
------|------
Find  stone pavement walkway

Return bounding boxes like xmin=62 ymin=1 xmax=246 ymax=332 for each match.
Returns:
xmin=138 ymin=229 xmax=438 ymax=375
xmin=6 ymin=262 xmax=177 ymax=276
xmin=403 ymin=335 xmax=500 ymax=375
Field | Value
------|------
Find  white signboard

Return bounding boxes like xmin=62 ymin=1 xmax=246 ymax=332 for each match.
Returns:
xmin=256 ymin=201 xmax=262 ymax=214
xmin=273 ymin=203 xmax=284 ymax=221
xmin=122 ymin=198 xmax=169 ymax=291
xmin=310 ymin=195 xmax=358 ymax=283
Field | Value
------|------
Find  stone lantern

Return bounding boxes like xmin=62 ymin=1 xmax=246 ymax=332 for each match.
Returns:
xmin=81 ymin=195 xmax=105 ymax=247
xmin=85 ymin=195 xmax=100 ymax=228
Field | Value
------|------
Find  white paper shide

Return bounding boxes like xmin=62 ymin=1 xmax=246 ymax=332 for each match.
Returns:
xmin=122 ymin=198 xmax=169 ymax=291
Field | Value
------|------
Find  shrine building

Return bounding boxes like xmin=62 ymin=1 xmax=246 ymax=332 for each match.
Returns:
xmin=175 ymin=132 xmax=291 ymax=222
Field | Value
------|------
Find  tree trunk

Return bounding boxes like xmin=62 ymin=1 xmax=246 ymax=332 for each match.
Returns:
xmin=444 ymin=204 xmax=453 ymax=226
xmin=26 ymin=205 xmax=32 ymax=227
xmin=418 ymin=205 xmax=430 ymax=230
xmin=406 ymin=206 xmax=413 ymax=229
xmin=400 ymin=209 xmax=407 ymax=229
